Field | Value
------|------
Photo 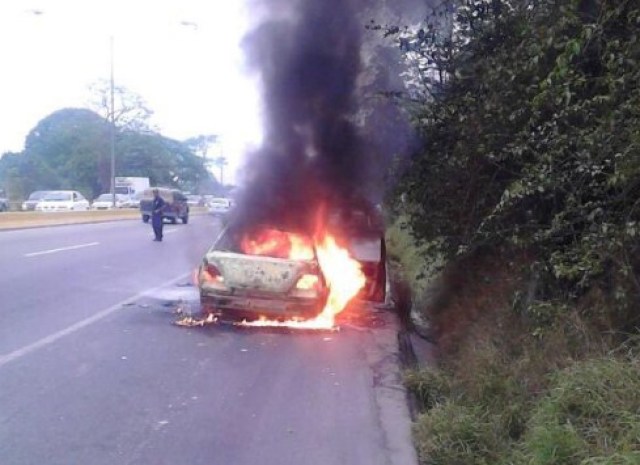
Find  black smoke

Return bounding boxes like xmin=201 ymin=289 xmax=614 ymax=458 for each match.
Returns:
xmin=232 ymin=0 xmax=372 ymax=233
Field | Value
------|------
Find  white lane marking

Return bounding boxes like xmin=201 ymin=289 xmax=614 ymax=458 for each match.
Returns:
xmin=24 ymin=242 xmax=100 ymax=257
xmin=0 ymin=272 xmax=190 ymax=369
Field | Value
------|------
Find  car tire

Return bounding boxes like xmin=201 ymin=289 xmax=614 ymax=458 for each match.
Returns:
xmin=142 ymin=215 xmax=150 ymax=223
xmin=181 ymin=215 xmax=189 ymax=224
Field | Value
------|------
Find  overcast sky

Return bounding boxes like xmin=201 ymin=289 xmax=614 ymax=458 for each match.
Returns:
xmin=0 ymin=0 xmax=263 ymax=183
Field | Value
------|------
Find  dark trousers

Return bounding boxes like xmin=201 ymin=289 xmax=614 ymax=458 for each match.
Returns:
xmin=152 ymin=214 xmax=163 ymax=240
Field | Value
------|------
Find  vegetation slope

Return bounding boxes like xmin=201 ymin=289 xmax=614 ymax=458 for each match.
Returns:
xmin=384 ymin=0 xmax=640 ymax=463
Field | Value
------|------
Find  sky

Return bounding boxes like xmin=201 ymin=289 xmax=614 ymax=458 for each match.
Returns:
xmin=0 ymin=0 xmax=264 ymax=184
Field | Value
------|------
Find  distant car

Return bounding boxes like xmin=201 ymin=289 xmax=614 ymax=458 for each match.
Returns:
xmin=91 ymin=193 xmax=127 ymax=210
xmin=139 ymin=187 xmax=190 ymax=224
xmin=186 ymin=194 xmax=204 ymax=207
xmin=121 ymin=192 xmax=142 ymax=209
xmin=22 ymin=190 xmax=52 ymax=211
xmin=197 ymin=225 xmax=328 ymax=321
xmin=0 ymin=189 xmax=9 ymax=212
xmin=35 ymin=191 xmax=90 ymax=212
xmin=208 ymin=197 xmax=234 ymax=217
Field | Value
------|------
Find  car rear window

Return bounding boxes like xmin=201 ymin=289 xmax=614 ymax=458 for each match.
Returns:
xmin=215 ymin=225 xmax=314 ymax=260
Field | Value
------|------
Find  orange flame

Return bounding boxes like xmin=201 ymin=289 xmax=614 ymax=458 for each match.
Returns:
xmin=241 ymin=228 xmax=314 ymax=260
xmin=240 ymin=229 xmax=365 ymax=330
xmin=315 ymin=234 xmax=366 ymax=323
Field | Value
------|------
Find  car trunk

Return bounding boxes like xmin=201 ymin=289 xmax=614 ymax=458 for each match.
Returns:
xmin=205 ymin=251 xmax=314 ymax=295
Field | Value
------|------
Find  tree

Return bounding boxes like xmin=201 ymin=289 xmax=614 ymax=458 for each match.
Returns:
xmin=390 ymin=0 xmax=640 ymax=320
xmin=87 ymin=80 xmax=154 ymax=132
xmin=1 ymin=108 xmax=219 ymax=200
xmin=23 ymin=108 xmax=110 ymax=197
xmin=183 ymin=134 xmax=219 ymax=160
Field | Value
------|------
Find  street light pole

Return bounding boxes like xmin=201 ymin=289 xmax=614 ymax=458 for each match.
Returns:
xmin=110 ymin=35 xmax=116 ymax=207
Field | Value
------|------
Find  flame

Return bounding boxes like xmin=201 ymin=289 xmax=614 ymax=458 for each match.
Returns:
xmin=241 ymin=228 xmax=314 ymax=260
xmin=315 ymin=234 xmax=366 ymax=322
xmin=240 ymin=229 xmax=365 ymax=330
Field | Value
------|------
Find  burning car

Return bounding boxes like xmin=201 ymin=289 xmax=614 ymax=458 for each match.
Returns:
xmin=197 ymin=205 xmax=387 ymax=328
xmin=198 ymin=226 xmax=329 ymax=321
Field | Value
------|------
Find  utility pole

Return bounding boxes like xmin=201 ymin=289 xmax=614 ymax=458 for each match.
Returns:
xmin=110 ymin=36 xmax=116 ymax=207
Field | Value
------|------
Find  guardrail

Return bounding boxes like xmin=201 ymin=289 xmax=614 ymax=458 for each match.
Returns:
xmin=0 ymin=207 xmax=208 ymax=231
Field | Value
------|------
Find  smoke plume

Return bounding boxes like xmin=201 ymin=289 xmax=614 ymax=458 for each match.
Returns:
xmin=233 ymin=0 xmax=373 ymax=232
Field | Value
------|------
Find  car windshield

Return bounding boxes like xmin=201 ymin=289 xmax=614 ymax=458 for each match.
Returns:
xmin=142 ymin=189 xmax=173 ymax=202
xmin=42 ymin=192 xmax=72 ymax=201
xmin=28 ymin=191 xmax=48 ymax=200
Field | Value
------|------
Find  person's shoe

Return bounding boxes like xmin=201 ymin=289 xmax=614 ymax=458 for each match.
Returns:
xmin=153 ymin=238 xmax=160 ymax=241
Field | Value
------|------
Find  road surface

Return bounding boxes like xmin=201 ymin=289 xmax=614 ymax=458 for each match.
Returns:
xmin=0 ymin=216 xmax=416 ymax=465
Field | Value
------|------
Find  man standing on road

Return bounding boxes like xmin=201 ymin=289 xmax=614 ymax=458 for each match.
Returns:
xmin=151 ymin=188 xmax=166 ymax=242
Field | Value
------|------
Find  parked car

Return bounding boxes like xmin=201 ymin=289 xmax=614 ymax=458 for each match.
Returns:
xmin=139 ymin=187 xmax=189 ymax=224
xmin=35 ymin=191 xmax=90 ymax=212
xmin=197 ymin=225 xmax=328 ymax=321
xmin=121 ymin=192 xmax=142 ymax=209
xmin=207 ymin=197 xmax=234 ymax=217
xmin=186 ymin=194 xmax=204 ymax=207
xmin=0 ymin=189 xmax=9 ymax=212
xmin=22 ymin=190 xmax=52 ymax=211
xmin=91 ymin=193 xmax=127 ymax=210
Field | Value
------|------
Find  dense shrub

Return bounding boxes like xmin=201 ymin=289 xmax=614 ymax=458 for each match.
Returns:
xmin=390 ymin=0 xmax=640 ymax=331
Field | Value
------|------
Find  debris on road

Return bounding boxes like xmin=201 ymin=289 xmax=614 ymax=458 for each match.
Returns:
xmin=174 ymin=313 xmax=217 ymax=327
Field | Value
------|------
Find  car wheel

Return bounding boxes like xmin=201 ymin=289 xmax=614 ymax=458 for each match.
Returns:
xmin=142 ymin=215 xmax=149 ymax=223
xmin=181 ymin=215 xmax=189 ymax=224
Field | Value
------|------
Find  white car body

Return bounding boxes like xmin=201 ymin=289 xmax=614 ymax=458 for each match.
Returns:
xmin=208 ymin=198 xmax=234 ymax=216
xmin=120 ymin=193 xmax=142 ymax=208
xmin=92 ymin=194 xmax=127 ymax=210
xmin=22 ymin=190 xmax=52 ymax=211
xmin=35 ymin=191 xmax=90 ymax=212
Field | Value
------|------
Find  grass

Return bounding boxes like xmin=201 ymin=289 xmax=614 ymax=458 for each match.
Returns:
xmin=413 ymin=402 xmax=504 ymax=465
xmin=520 ymin=357 xmax=640 ymax=464
xmin=391 ymin=223 xmax=640 ymax=465
xmin=385 ymin=214 xmax=444 ymax=299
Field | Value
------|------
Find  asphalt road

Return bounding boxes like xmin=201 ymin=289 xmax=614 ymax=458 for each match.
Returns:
xmin=0 ymin=216 xmax=417 ymax=465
